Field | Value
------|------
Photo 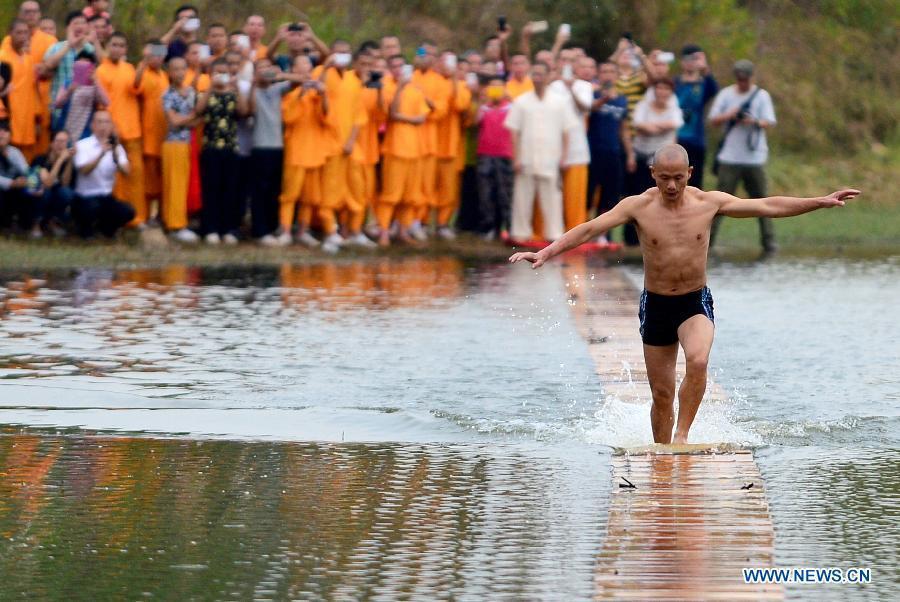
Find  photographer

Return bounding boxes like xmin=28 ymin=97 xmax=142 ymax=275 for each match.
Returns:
xmin=675 ymin=44 xmax=719 ymax=189
xmin=708 ymin=59 xmax=777 ymax=253
xmin=72 ymin=110 xmax=135 ymax=238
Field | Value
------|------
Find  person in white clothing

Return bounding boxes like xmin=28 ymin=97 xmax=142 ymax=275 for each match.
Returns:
xmin=72 ymin=110 xmax=135 ymax=238
xmin=548 ymin=56 xmax=594 ymax=231
xmin=632 ymin=78 xmax=683 ymax=192
xmin=504 ymin=62 xmax=579 ymax=242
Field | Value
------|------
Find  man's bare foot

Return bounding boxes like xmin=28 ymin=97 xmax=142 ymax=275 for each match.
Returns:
xmin=672 ymin=432 xmax=688 ymax=444
xmin=377 ymin=230 xmax=391 ymax=247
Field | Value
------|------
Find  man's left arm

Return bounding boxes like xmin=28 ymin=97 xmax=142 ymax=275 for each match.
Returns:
xmin=712 ymin=189 xmax=861 ymax=218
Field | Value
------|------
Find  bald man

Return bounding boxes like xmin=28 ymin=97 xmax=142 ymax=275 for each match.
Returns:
xmin=510 ymin=143 xmax=860 ymax=444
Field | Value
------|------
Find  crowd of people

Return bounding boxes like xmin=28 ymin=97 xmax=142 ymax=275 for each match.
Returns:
xmin=0 ymin=1 xmax=779 ymax=253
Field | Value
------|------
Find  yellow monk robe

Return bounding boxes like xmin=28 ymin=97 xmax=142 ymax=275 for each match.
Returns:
xmin=562 ymin=165 xmax=589 ymax=231
xmin=96 ymin=58 xmax=146 ymax=224
xmin=434 ymin=78 xmax=472 ymax=226
xmin=161 ymin=140 xmax=190 ymax=230
xmin=281 ymin=87 xmax=328 ymax=230
xmin=0 ymin=45 xmax=39 ymax=160
xmin=377 ymin=78 xmax=428 ymax=230
xmin=411 ymin=69 xmax=450 ymax=217
xmin=185 ymin=68 xmax=210 ymax=92
xmin=312 ymin=66 xmax=368 ymax=234
xmin=357 ymin=86 xmax=386 ymax=211
xmin=505 ymin=76 xmax=534 ymax=100
xmin=139 ymin=67 xmax=169 ymax=203
xmin=2 ymin=29 xmax=57 ymax=155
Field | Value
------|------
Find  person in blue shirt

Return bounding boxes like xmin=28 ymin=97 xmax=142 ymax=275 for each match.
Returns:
xmin=674 ymin=44 xmax=718 ymax=189
xmin=586 ymin=61 xmax=635 ymax=242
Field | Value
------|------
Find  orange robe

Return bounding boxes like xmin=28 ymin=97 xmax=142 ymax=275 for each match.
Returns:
xmin=0 ymin=45 xmax=39 ymax=158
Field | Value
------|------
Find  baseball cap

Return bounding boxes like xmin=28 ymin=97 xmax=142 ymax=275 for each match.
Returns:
xmin=733 ymin=59 xmax=754 ymax=76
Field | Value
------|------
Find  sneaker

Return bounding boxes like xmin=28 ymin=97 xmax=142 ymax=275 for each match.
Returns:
xmin=345 ymin=232 xmax=377 ymax=248
xmin=172 ymin=228 xmax=199 ymax=244
xmin=480 ymin=229 xmax=496 ymax=242
xmin=436 ymin=226 xmax=456 ymax=241
xmin=321 ymin=232 xmax=344 ymax=254
xmin=258 ymin=234 xmax=279 ymax=247
xmin=29 ymin=226 xmax=44 ymax=240
xmin=388 ymin=222 xmax=400 ymax=237
xmin=204 ymin=233 xmax=221 ymax=245
xmin=222 ymin=233 xmax=239 ymax=246
xmin=295 ymin=231 xmax=320 ymax=248
xmin=409 ymin=222 xmax=428 ymax=242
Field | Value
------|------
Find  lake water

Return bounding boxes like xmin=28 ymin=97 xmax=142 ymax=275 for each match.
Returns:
xmin=0 ymin=255 xmax=897 ymax=600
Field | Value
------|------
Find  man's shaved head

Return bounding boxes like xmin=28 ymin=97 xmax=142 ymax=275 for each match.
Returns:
xmin=652 ymin=144 xmax=690 ymax=169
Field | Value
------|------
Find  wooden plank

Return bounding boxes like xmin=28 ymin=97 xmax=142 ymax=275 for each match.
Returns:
xmin=558 ymin=260 xmax=783 ymax=600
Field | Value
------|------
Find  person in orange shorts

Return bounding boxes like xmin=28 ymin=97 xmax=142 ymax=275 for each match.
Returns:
xmin=376 ymin=54 xmax=429 ymax=247
xmin=95 ymin=31 xmax=146 ymax=226
xmin=279 ymin=55 xmax=329 ymax=248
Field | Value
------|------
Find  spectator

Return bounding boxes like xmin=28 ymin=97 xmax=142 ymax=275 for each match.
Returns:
xmin=225 ymin=49 xmax=254 ymax=238
xmin=433 ymin=51 xmax=471 ymax=240
xmin=53 ymin=50 xmax=107 ymax=141
xmin=587 ymin=61 xmax=634 ymax=241
xmin=95 ymin=32 xmax=146 ymax=226
xmin=549 ymin=55 xmax=593 ymax=231
xmin=72 ymin=110 xmax=135 ymax=238
xmin=183 ymin=41 xmax=210 ymax=91
xmin=160 ymin=5 xmax=200 ymax=60
xmin=82 ymin=0 xmax=111 ymax=20
xmin=355 ymin=50 xmax=387 ymax=240
xmin=39 ymin=17 xmax=57 ymax=37
xmin=0 ymin=121 xmax=32 ymax=231
xmin=194 ymin=58 xmax=248 ymax=244
xmin=161 ymin=56 xmax=198 ymax=243
xmin=2 ymin=1 xmax=59 ymax=158
xmin=708 ymin=59 xmax=777 ymax=253
xmin=206 ymin=23 xmax=228 ymax=64
xmin=279 ymin=55 xmax=328 ymax=247
xmin=43 ymin=12 xmax=97 ymax=137
xmin=227 ymin=32 xmax=254 ymax=82
xmin=504 ymin=62 xmax=578 ymax=242
xmin=248 ymin=57 xmax=293 ymax=244
xmin=136 ymin=39 xmax=170 ymax=224
xmin=475 ymin=76 xmax=513 ymax=240
xmin=380 ymin=36 xmax=401 ymax=59
xmin=375 ymin=54 xmax=428 ymax=246
xmin=632 ymin=78 xmax=684 ymax=193
xmin=505 ymin=54 xmax=533 ymax=99
xmin=243 ymin=15 xmax=267 ymax=61
xmin=87 ymin=14 xmax=111 ymax=49
xmin=31 ymin=129 xmax=77 ymax=238
xmin=0 ymin=20 xmax=40 ymax=161
xmin=675 ymin=45 xmax=719 ymax=189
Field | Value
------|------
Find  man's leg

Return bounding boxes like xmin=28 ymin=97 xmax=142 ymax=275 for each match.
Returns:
xmin=710 ymin=163 xmax=741 ymax=246
xmin=673 ymin=314 xmax=715 ymax=443
xmin=510 ymin=172 xmax=536 ymax=241
xmin=743 ymin=164 xmax=776 ymax=252
xmin=644 ymin=343 xmax=679 ymax=444
xmin=536 ymin=174 xmax=564 ymax=241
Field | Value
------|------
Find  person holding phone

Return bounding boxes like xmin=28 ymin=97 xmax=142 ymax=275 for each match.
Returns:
xmin=53 ymin=50 xmax=107 ymax=142
xmin=193 ymin=58 xmax=249 ymax=244
xmin=205 ymin=23 xmax=228 ymax=66
xmin=43 ymin=12 xmax=97 ymax=125
xmin=31 ymin=129 xmax=77 ymax=238
xmin=675 ymin=45 xmax=719 ymax=190
xmin=136 ymin=39 xmax=170 ymax=223
xmin=160 ymin=5 xmax=200 ymax=60
xmin=278 ymin=55 xmax=329 ymax=247
xmin=160 ymin=55 xmax=198 ymax=243
xmin=95 ymin=31 xmax=146 ymax=227
xmin=71 ymin=110 xmax=134 ymax=238
xmin=433 ymin=51 xmax=472 ymax=240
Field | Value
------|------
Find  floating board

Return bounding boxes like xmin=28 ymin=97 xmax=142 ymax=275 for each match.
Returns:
xmin=613 ymin=442 xmax=747 ymax=456
xmin=507 ymin=238 xmax=623 ymax=252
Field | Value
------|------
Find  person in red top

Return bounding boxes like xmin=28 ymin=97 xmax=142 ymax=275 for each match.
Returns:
xmin=475 ymin=76 xmax=514 ymax=239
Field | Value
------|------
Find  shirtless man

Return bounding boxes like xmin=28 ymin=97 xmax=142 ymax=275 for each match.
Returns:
xmin=509 ymin=143 xmax=860 ymax=444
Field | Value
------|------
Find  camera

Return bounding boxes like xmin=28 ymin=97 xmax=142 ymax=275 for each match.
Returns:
xmin=366 ymin=70 xmax=383 ymax=89
xmin=497 ymin=16 xmax=507 ymax=31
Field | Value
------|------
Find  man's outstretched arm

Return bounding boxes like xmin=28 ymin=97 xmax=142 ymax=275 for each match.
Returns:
xmin=712 ymin=188 xmax=861 ymax=218
xmin=509 ymin=196 xmax=637 ymax=268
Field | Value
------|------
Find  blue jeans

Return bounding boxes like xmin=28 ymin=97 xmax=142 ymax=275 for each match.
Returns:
xmin=36 ymin=185 xmax=75 ymax=225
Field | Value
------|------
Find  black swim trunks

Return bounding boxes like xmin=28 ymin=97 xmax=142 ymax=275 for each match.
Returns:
xmin=638 ymin=287 xmax=715 ymax=346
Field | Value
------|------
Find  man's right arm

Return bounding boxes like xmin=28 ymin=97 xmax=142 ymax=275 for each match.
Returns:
xmin=510 ymin=195 xmax=639 ymax=268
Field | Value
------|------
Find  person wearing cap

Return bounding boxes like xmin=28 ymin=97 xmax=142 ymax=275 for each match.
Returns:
xmin=675 ymin=44 xmax=718 ymax=189
xmin=708 ymin=59 xmax=777 ymax=253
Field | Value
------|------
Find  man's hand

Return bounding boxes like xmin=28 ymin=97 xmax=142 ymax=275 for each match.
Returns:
xmin=822 ymin=189 xmax=861 ymax=207
xmin=10 ymin=176 xmax=28 ymax=189
xmin=509 ymin=251 xmax=547 ymax=269
xmin=626 ymin=153 xmax=637 ymax=173
xmin=497 ymin=24 xmax=512 ymax=43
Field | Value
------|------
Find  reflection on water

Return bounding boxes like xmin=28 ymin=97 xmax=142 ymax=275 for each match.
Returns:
xmin=0 ymin=432 xmax=608 ymax=600
xmin=0 ymin=255 xmax=897 ymax=600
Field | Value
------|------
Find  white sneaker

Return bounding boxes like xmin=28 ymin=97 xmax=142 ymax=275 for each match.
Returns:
xmin=409 ymin=222 xmax=428 ymax=242
xmin=258 ymin=234 xmax=279 ymax=247
xmin=345 ymin=232 xmax=377 ymax=248
xmin=436 ymin=226 xmax=456 ymax=241
xmin=323 ymin=232 xmax=345 ymax=246
xmin=172 ymin=228 xmax=199 ymax=244
xmin=295 ymin=231 xmax=320 ymax=248
xmin=222 ymin=233 xmax=239 ymax=246
xmin=204 ymin=233 xmax=221 ymax=245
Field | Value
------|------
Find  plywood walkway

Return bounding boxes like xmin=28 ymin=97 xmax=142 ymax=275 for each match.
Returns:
xmin=560 ymin=259 xmax=783 ymax=600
